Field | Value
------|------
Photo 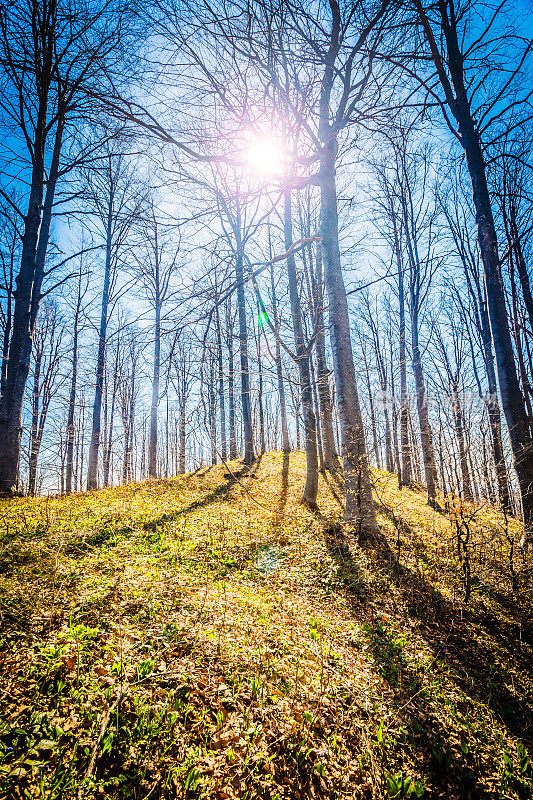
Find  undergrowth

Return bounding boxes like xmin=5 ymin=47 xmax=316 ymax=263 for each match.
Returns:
xmin=0 ymin=452 xmax=532 ymax=799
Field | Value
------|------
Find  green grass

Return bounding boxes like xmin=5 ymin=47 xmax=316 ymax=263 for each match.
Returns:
xmin=0 ymin=452 xmax=532 ymax=799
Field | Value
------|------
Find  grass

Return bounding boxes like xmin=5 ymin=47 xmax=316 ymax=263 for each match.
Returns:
xmin=0 ymin=451 xmax=532 ymax=799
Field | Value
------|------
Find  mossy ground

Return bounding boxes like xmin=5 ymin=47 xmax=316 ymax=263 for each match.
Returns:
xmin=0 ymin=452 xmax=532 ymax=799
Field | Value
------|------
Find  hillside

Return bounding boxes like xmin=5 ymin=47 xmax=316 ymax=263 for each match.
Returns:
xmin=0 ymin=452 xmax=532 ymax=800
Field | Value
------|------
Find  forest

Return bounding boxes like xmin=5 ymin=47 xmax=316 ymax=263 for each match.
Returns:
xmin=1 ymin=0 xmax=533 ymax=798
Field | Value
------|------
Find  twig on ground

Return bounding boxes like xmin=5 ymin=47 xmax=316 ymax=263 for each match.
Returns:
xmin=77 ymin=692 xmax=122 ymax=799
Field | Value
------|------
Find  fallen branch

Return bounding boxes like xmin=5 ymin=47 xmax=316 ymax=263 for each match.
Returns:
xmin=76 ymin=693 xmax=122 ymax=799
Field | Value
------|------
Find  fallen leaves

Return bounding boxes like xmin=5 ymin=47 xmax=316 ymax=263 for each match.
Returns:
xmin=0 ymin=453 xmax=532 ymax=799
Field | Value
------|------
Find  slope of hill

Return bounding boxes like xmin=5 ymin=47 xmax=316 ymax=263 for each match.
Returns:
xmin=0 ymin=452 xmax=532 ymax=800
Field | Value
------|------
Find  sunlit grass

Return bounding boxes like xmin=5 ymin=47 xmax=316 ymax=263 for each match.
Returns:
xmin=0 ymin=453 xmax=531 ymax=799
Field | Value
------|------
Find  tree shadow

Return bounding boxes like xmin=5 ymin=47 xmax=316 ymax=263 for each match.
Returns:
xmin=323 ymin=521 xmax=481 ymax=795
xmin=142 ymin=458 xmax=263 ymax=532
xmin=320 ymin=471 xmax=345 ymax=511
xmin=271 ymin=452 xmax=290 ymax=532
xmin=323 ymin=504 xmax=533 ymax=796
xmin=366 ymin=506 xmax=533 ymax=745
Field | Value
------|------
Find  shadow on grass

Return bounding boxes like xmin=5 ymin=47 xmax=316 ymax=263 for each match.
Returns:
xmin=142 ymin=455 xmax=263 ymax=532
xmin=323 ymin=512 xmax=533 ymax=793
xmin=271 ymin=452 xmax=290 ymax=532
xmin=376 ymin=507 xmax=533 ymax=740
xmin=321 ymin=470 xmax=345 ymax=511
xmin=330 ymin=504 xmax=533 ymax=735
xmin=323 ymin=522 xmax=472 ymax=794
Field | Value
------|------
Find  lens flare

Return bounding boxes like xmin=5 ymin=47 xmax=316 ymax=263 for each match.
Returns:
xmin=245 ymin=136 xmax=283 ymax=176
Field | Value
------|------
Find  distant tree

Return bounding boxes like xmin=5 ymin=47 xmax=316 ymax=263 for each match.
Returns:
xmin=0 ymin=0 xmax=133 ymax=493
xmin=27 ymin=301 xmax=65 ymax=495
xmin=132 ymin=199 xmax=179 ymax=479
xmin=83 ymin=143 xmax=144 ymax=490
xmin=65 ymin=266 xmax=90 ymax=494
xmin=405 ymin=0 xmax=533 ymax=538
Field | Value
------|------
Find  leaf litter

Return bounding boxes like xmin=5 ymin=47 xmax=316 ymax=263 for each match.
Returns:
xmin=0 ymin=452 xmax=532 ymax=799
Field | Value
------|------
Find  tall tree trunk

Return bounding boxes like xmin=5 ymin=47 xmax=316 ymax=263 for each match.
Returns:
xmin=179 ymin=399 xmax=186 ymax=473
xmin=368 ymin=314 xmax=394 ymax=473
xmin=227 ymin=308 xmax=238 ymax=460
xmin=460 ymin=230 xmax=511 ymax=511
xmin=364 ymin=351 xmax=381 ymax=469
xmin=256 ymin=319 xmax=266 ymax=455
xmin=319 ymin=139 xmax=377 ymax=533
xmin=0 ymin=113 xmax=64 ymax=493
xmin=234 ymin=203 xmax=254 ymax=464
xmin=313 ymin=244 xmax=339 ymax=469
xmin=284 ymin=189 xmax=319 ymax=509
xmin=310 ymin=353 xmax=325 ymax=472
xmin=508 ymin=196 xmax=533 ymax=334
xmin=87 ymin=205 xmax=113 ymax=490
xmin=409 ymin=411 xmax=422 ymax=484
xmin=149 ymin=297 xmax=161 ymax=479
xmin=269 ymin=254 xmax=290 ymax=454
xmin=417 ymin=0 xmax=533 ymax=538
xmin=216 ymin=305 xmax=227 ymax=460
xmin=411 ymin=308 xmax=438 ymax=507
xmin=484 ymin=337 xmax=511 ymax=511
xmin=208 ymin=355 xmax=217 ymax=465
xmin=509 ymin=260 xmax=533 ymax=430
xmin=65 ymin=298 xmax=80 ymax=495
xmin=103 ymin=341 xmax=119 ymax=488
xmin=294 ymin=389 xmax=301 ymax=451
xmin=28 ymin=348 xmax=43 ymax=496
xmin=451 ymin=380 xmax=473 ymax=501
xmin=394 ymin=227 xmax=413 ymax=488
xmin=390 ymin=348 xmax=402 ymax=488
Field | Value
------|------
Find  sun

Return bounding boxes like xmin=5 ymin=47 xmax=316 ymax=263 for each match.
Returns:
xmin=245 ymin=135 xmax=284 ymax=177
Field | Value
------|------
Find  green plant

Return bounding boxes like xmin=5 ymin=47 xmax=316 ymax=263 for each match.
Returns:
xmin=136 ymin=658 xmax=155 ymax=680
xmin=385 ymin=770 xmax=425 ymax=798
xmin=500 ymin=745 xmax=533 ymax=798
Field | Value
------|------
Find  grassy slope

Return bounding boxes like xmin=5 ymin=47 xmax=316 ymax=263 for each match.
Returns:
xmin=0 ymin=451 xmax=532 ymax=800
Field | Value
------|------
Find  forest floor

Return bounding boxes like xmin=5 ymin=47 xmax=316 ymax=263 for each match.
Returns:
xmin=1 ymin=452 xmax=533 ymax=800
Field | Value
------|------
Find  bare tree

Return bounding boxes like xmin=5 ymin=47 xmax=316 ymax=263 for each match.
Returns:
xmin=27 ymin=301 xmax=64 ymax=494
xmin=0 ymin=0 xmax=132 ymax=493
xmin=408 ymin=0 xmax=533 ymax=539
xmin=84 ymin=143 xmax=143 ymax=490
xmin=393 ymin=137 xmax=439 ymax=507
xmin=65 ymin=266 xmax=89 ymax=494
xmin=439 ymin=182 xmax=511 ymax=510
xmin=132 ymin=199 xmax=179 ymax=478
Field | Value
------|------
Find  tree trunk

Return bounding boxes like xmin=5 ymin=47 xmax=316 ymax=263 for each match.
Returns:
xmin=509 ymin=198 xmax=533 ymax=334
xmin=65 ymin=281 xmax=82 ymax=495
xmin=103 ymin=341 xmax=119 ymax=488
xmin=208 ymin=355 xmax=217 ymax=465
xmin=0 ymin=113 xmax=64 ymax=493
xmin=284 ymin=189 xmax=319 ymax=509
xmin=149 ymin=298 xmax=161 ymax=479
xmin=364 ymin=352 xmax=381 ymax=469
xmin=227 ymin=309 xmax=238 ymax=460
xmin=216 ymin=305 xmax=227 ymax=460
xmin=451 ymin=380 xmax=473 ymax=501
xmin=417 ymin=0 xmax=533 ymax=536
xmin=28 ymin=348 xmax=43 ymax=496
xmin=87 ymin=205 xmax=113 ymax=490
xmin=256 ymin=324 xmax=266 ymax=455
xmin=395 ymin=227 xmax=412 ymax=488
xmin=179 ymin=401 xmax=186 ymax=475
xmin=234 ymin=203 xmax=254 ymax=464
xmin=313 ymin=244 xmax=339 ymax=469
xmin=390 ymin=348 xmax=402 ymax=488
xmin=411 ymin=309 xmax=438 ymax=507
xmin=310 ymin=353 xmax=325 ymax=472
xmin=319 ymin=140 xmax=377 ymax=533
xmin=269 ymin=254 xmax=290 ymax=454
